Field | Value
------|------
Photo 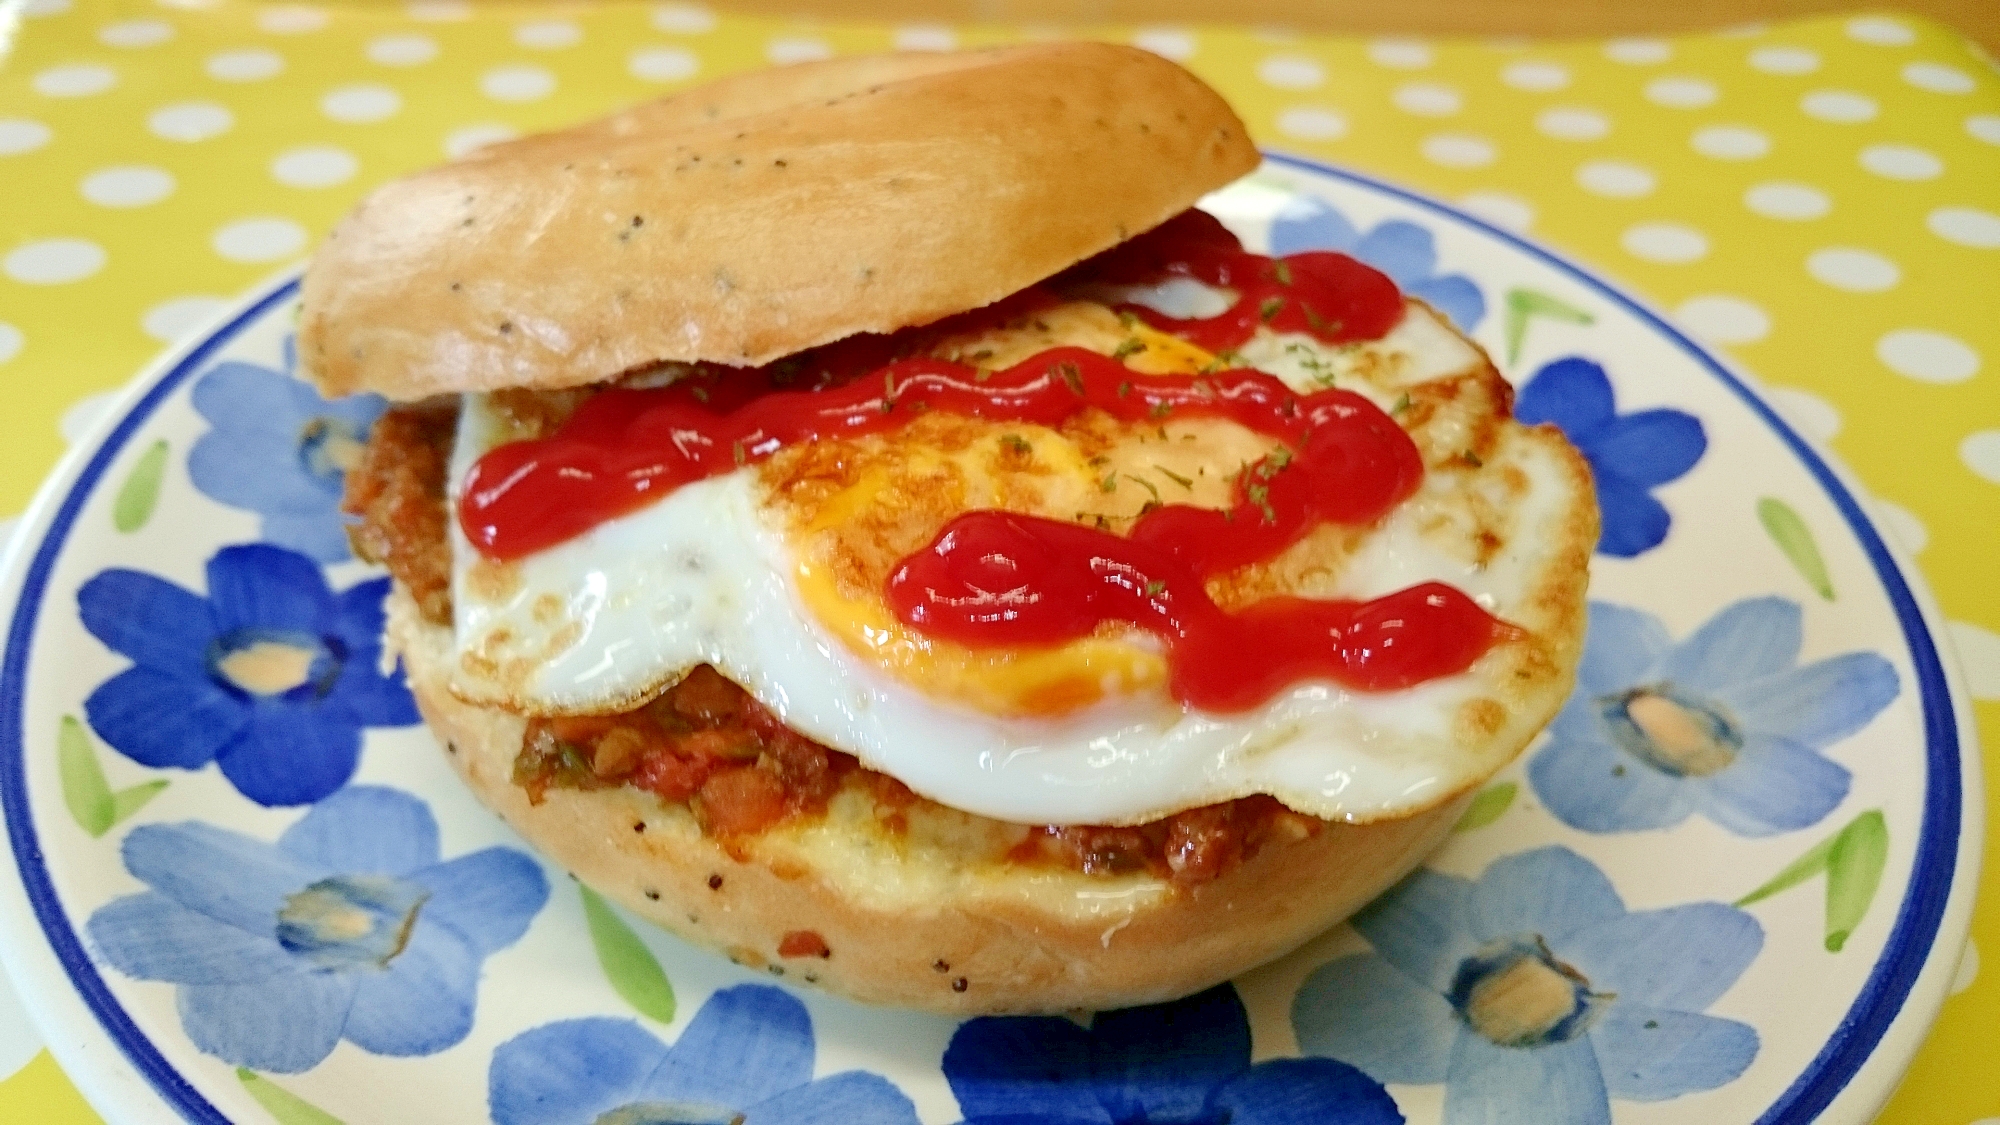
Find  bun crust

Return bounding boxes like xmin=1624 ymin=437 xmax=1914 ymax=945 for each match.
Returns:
xmin=299 ymin=43 xmax=1258 ymax=402
xmin=392 ymin=590 xmax=1462 ymax=1014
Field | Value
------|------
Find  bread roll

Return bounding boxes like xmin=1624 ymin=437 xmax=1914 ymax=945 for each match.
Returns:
xmin=299 ymin=43 xmax=1258 ymax=401
xmin=394 ymin=588 xmax=1465 ymax=1013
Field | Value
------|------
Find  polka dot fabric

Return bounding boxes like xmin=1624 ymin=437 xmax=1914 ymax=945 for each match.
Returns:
xmin=0 ymin=5 xmax=1996 ymax=1123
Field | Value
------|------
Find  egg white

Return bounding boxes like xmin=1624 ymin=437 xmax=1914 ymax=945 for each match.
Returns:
xmin=445 ymin=297 xmax=1570 ymax=826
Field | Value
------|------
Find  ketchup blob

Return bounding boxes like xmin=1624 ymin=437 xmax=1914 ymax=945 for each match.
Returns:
xmin=1065 ymin=209 xmax=1406 ymax=354
xmin=888 ymin=511 xmax=1501 ymax=711
xmin=460 ymin=347 xmax=1418 ymax=561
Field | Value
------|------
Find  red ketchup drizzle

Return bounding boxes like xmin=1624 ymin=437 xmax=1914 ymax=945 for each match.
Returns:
xmin=888 ymin=514 xmax=1499 ymax=712
xmin=461 ymin=346 xmax=1418 ymax=561
xmin=457 ymin=210 xmax=1502 ymax=710
xmin=1066 ymin=208 xmax=1405 ymax=354
xmin=459 ymin=346 xmax=1502 ymax=710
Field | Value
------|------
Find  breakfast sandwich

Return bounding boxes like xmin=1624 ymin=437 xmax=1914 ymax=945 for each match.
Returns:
xmin=303 ymin=42 xmax=1596 ymax=1014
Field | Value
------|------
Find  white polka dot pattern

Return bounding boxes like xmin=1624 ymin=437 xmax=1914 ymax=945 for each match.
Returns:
xmin=1961 ymin=432 xmax=2000 ymax=484
xmin=514 ymin=21 xmax=581 ymax=50
xmin=142 ymin=296 xmax=229 ymax=343
xmin=1605 ymin=38 xmax=1672 ymax=65
xmin=211 ymin=218 xmax=308 ymax=263
xmin=1458 ymin=191 xmax=1535 ymax=231
xmin=1538 ymin=107 xmax=1610 ymax=141
xmin=1275 ymin=106 xmax=1346 ymax=140
xmin=1257 ymin=55 xmax=1324 ymax=90
xmin=1745 ymin=181 xmax=1831 ymax=220
xmin=148 ymin=101 xmax=233 ymax=142
xmin=1577 ymin=160 xmax=1656 ymax=198
xmin=1677 ymin=294 xmax=1772 ymax=344
xmin=206 ymin=48 xmax=285 ymax=82
xmin=257 ymin=6 xmax=329 ymax=35
xmin=33 ymin=64 xmax=117 ymax=97
xmin=1807 ymin=247 xmax=1900 ymax=291
xmin=1903 ymin=62 xmax=1975 ymax=95
xmin=99 ymin=20 xmax=174 ymax=49
xmin=367 ymin=34 xmax=438 ymax=66
xmin=1646 ymin=76 xmax=1719 ymax=109
xmin=1750 ymin=46 xmax=1820 ymax=75
xmin=480 ymin=64 xmax=555 ymax=102
xmin=443 ymin=123 xmax=517 ymax=158
xmin=765 ymin=37 xmax=832 ymax=65
xmin=1501 ymin=61 xmax=1569 ymax=92
xmin=1693 ymin=124 xmax=1770 ymax=159
xmin=1801 ymin=89 xmax=1878 ymax=122
xmin=1622 ymin=221 xmax=1710 ymax=263
xmin=0 ymin=119 xmax=54 ymax=156
xmin=1927 ymin=207 xmax=2000 ymax=249
xmin=321 ymin=85 xmax=401 ymax=123
xmin=5 ymin=240 xmax=107 ymax=285
xmin=630 ymin=48 xmax=698 ymax=82
xmin=1367 ymin=39 xmax=1431 ymax=69
xmin=1845 ymin=16 xmax=1917 ymax=46
xmin=80 ymin=166 xmax=175 ymax=208
xmin=271 ymin=146 xmax=358 ymax=189
xmin=1877 ymin=329 xmax=1980 ymax=383
xmin=650 ymin=3 xmax=716 ymax=34
xmin=1421 ymin=133 xmax=1496 ymax=167
xmin=1860 ymin=144 xmax=1944 ymax=181
xmin=1392 ymin=83 xmax=1460 ymax=117
xmin=1130 ymin=28 xmax=1191 ymax=61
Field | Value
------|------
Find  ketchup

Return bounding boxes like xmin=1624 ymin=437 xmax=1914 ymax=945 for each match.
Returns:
xmin=1065 ymin=209 xmax=1405 ymax=354
xmin=459 ymin=346 xmax=1418 ymax=561
xmin=889 ymin=513 xmax=1499 ymax=712
xmin=454 ymin=210 xmax=1505 ymax=710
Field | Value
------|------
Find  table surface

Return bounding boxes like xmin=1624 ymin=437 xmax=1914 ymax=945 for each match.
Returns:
xmin=747 ymin=0 xmax=2000 ymax=53
xmin=0 ymin=2 xmax=1995 ymax=1123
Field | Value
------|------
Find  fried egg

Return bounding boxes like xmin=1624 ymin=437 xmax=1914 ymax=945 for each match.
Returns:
xmin=445 ymin=284 xmax=1593 ymax=827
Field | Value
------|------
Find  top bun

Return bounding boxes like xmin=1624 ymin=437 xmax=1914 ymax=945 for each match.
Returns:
xmin=298 ymin=43 xmax=1259 ymax=401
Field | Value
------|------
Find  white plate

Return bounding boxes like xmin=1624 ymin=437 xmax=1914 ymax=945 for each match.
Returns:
xmin=0 ymin=156 xmax=1980 ymax=1124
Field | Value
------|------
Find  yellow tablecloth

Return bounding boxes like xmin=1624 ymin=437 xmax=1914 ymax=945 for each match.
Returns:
xmin=1 ymin=2 xmax=1995 ymax=1120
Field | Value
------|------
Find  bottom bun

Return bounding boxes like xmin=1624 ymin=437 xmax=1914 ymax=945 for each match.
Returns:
xmin=393 ymin=589 xmax=1464 ymax=1015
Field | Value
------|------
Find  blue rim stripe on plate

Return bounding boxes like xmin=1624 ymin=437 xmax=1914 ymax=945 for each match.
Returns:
xmin=1263 ymin=152 xmax=1962 ymax=1123
xmin=0 ymin=280 xmax=299 ymax=1125
xmin=0 ymin=158 xmax=1966 ymax=1123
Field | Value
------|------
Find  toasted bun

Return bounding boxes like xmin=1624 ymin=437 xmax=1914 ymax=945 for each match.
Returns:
xmin=299 ymin=43 xmax=1258 ymax=402
xmin=391 ymin=589 xmax=1463 ymax=1014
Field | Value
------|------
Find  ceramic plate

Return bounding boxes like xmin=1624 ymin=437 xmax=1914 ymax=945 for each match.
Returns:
xmin=0 ymin=156 xmax=1981 ymax=1125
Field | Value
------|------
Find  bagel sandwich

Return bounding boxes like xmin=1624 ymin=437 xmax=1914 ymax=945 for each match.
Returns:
xmin=306 ymin=42 xmax=1597 ymax=1015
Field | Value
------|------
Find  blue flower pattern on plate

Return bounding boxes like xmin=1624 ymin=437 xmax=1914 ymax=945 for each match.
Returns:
xmin=1268 ymin=194 xmax=1486 ymax=333
xmin=489 ymin=984 xmax=919 ymax=1125
xmin=1514 ymin=356 xmax=1706 ymax=558
xmin=1530 ymin=597 xmax=1899 ymax=837
xmin=79 ymin=542 xmax=420 ymax=806
xmin=945 ymin=983 xmax=1403 ymax=1124
xmin=86 ymin=786 xmax=548 ymax=1074
xmin=188 ymin=337 xmax=387 ymax=563
xmin=1294 ymin=847 xmax=1761 ymax=1125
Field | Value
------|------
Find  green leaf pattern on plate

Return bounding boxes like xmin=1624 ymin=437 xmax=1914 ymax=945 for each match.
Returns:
xmin=1735 ymin=810 xmax=1888 ymax=952
xmin=112 ymin=439 xmax=169 ymax=534
xmin=1452 ymin=781 xmax=1517 ymax=831
xmin=1758 ymin=497 xmax=1835 ymax=601
xmin=1823 ymin=811 xmax=1889 ymax=952
xmin=581 ymin=884 xmax=676 ymax=1023
xmin=57 ymin=714 xmax=167 ymax=839
xmin=1503 ymin=287 xmax=1594 ymax=367
xmin=237 ymin=1068 xmax=344 ymax=1125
